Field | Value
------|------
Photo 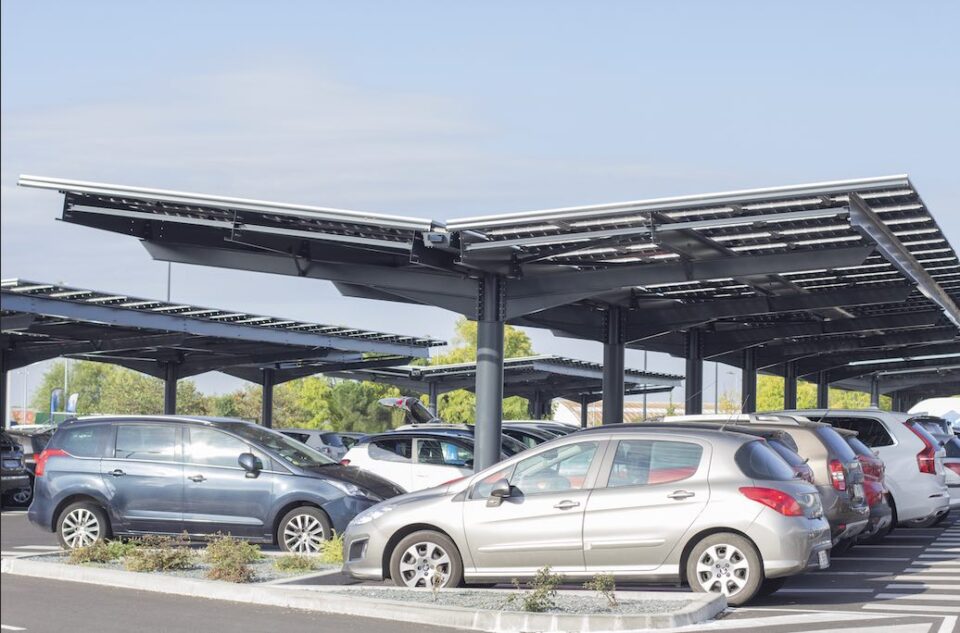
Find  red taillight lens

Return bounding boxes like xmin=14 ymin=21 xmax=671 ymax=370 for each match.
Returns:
xmin=739 ymin=486 xmax=804 ymax=516
xmin=34 ymin=448 xmax=68 ymax=477
xmin=829 ymin=459 xmax=847 ymax=491
xmin=905 ymin=424 xmax=937 ymax=475
xmin=339 ymin=459 xmax=351 ymax=466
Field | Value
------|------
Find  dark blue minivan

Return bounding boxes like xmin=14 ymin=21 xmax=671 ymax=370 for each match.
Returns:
xmin=28 ymin=416 xmax=404 ymax=551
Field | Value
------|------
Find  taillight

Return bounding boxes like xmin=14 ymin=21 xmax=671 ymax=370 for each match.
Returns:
xmin=34 ymin=448 xmax=68 ymax=477
xmin=739 ymin=486 xmax=803 ymax=516
xmin=829 ymin=459 xmax=847 ymax=491
xmin=339 ymin=459 xmax=351 ymax=466
xmin=905 ymin=424 xmax=937 ymax=475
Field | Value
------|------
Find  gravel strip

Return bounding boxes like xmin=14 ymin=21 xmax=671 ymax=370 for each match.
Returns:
xmin=347 ymin=587 xmax=693 ymax=615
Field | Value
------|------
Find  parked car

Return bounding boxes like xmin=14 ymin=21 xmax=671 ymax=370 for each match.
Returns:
xmin=392 ymin=424 xmax=530 ymax=456
xmin=278 ymin=428 xmax=347 ymax=460
xmin=501 ymin=423 xmax=557 ymax=448
xmin=664 ymin=414 xmax=869 ymax=548
xmin=905 ymin=415 xmax=959 ymax=512
xmin=28 ymin=416 xmax=404 ymax=552
xmin=343 ymin=425 xmax=830 ymax=606
xmin=341 ymin=430 xmax=492 ymax=492
xmin=506 ymin=420 xmax=579 ymax=437
xmin=1 ymin=430 xmax=32 ymax=506
xmin=833 ymin=428 xmax=893 ymax=542
xmin=783 ymin=409 xmax=951 ymax=528
xmin=337 ymin=432 xmax=366 ymax=451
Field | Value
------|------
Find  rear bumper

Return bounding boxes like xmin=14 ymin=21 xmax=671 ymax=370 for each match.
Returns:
xmin=749 ymin=510 xmax=832 ymax=579
xmin=1 ymin=473 xmax=31 ymax=493
xmin=857 ymin=500 xmax=893 ymax=540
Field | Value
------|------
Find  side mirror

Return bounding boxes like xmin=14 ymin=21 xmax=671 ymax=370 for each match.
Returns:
xmin=238 ymin=453 xmax=262 ymax=477
xmin=486 ymin=478 xmax=512 ymax=507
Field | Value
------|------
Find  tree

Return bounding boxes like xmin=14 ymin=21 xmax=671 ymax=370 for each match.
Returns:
xmin=756 ymin=375 xmax=892 ymax=411
xmin=31 ymin=360 xmax=111 ymax=415
xmin=428 ymin=317 xmax=537 ymax=423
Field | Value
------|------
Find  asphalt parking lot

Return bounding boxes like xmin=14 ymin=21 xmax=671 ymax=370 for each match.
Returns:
xmin=2 ymin=507 xmax=957 ymax=633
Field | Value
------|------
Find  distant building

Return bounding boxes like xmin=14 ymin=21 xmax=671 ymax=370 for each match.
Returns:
xmin=553 ymin=399 xmax=687 ymax=427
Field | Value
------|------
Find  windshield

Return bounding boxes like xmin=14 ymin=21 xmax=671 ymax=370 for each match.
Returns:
xmin=228 ymin=424 xmax=335 ymax=467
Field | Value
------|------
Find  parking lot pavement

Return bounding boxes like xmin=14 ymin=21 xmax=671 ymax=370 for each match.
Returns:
xmin=2 ymin=507 xmax=957 ymax=632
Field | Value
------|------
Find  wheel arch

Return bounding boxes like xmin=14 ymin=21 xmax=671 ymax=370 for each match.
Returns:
xmin=678 ymin=527 xmax=763 ymax=585
xmin=51 ymin=494 xmax=110 ymax=533
xmin=381 ymin=523 xmax=460 ymax=580
xmin=271 ymin=500 xmax=330 ymax=545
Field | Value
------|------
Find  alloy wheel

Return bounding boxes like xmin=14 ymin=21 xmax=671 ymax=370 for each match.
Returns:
xmin=695 ymin=543 xmax=750 ymax=597
xmin=282 ymin=514 xmax=326 ymax=553
xmin=397 ymin=541 xmax=452 ymax=588
xmin=61 ymin=508 xmax=101 ymax=548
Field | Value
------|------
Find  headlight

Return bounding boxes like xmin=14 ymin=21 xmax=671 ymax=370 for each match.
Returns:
xmin=350 ymin=504 xmax=394 ymax=526
xmin=328 ymin=479 xmax=381 ymax=502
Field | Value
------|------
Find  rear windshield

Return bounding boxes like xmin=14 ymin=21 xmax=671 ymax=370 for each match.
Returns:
xmin=814 ymin=427 xmax=858 ymax=462
xmin=944 ymin=437 xmax=960 ymax=458
xmin=768 ymin=440 xmax=804 ymax=467
xmin=845 ymin=435 xmax=874 ymax=459
xmin=907 ymin=421 xmax=941 ymax=448
xmin=281 ymin=431 xmax=310 ymax=444
xmin=320 ymin=432 xmax=344 ymax=447
xmin=735 ymin=440 xmax=797 ymax=481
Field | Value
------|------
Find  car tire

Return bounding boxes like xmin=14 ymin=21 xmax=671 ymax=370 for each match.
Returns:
xmin=56 ymin=501 xmax=111 ymax=549
xmin=389 ymin=530 xmax=464 ymax=589
xmin=686 ymin=533 xmax=763 ymax=606
xmin=902 ymin=515 xmax=940 ymax=528
xmin=831 ymin=539 xmax=853 ymax=556
xmin=757 ymin=576 xmax=787 ymax=598
xmin=277 ymin=506 xmax=332 ymax=554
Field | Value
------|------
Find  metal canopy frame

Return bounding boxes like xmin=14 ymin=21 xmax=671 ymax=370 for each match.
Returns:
xmin=19 ymin=174 xmax=960 ymax=467
xmin=1 ymin=278 xmax=443 ymax=426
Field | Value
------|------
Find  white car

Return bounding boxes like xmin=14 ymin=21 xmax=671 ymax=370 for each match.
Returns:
xmin=278 ymin=428 xmax=348 ymax=461
xmin=908 ymin=416 xmax=960 ymax=509
xmin=340 ymin=431 xmax=476 ymax=493
xmin=777 ymin=409 xmax=950 ymax=527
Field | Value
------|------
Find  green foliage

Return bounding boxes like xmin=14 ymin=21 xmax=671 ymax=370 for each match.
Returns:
xmin=67 ymin=539 xmax=136 ymax=564
xmin=318 ymin=532 xmax=345 ymax=565
xmin=273 ymin=554 xmax=320 ymax=573
xmin=203 ymin=534 xmax=261 ymax=583
xmin=756 ymin=375 xmax=892 ymax=412
xmin=507 ymin=566 xmax=561 ymax=612
xmin=124 ymin=535 xmax=196 ymax=572
xmin=583 ymin=573 xmax=618 ymax=607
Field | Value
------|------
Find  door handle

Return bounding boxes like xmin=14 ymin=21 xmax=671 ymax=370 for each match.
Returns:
xmin=667 ymin=490 xmax=695 ymax=500
xmin=188 ymin=474 xmax=206 ymax=483
xmin=553 ymin=500 xmax=580 ymax=510
xmin=109 ymin=469 xmax=125 ymax=477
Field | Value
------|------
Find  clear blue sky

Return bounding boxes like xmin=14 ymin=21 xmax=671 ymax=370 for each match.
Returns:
xmin=2 ymin=1 xmax=958 ymax=403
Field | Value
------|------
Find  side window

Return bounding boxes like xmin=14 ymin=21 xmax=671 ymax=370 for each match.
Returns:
xmin=187 ymin=427 xmax=249 ymax=468
xmin=829 ymin=417 xmax=894 ymax=448
xmin=57 ymin=425 xmax=110 ymax=458
xmin=607 ymin=440 xmax=703 ymax=488
xmin=511 ymin=441 xmax=600 ymax=495
xmin=115 ymin=425 xmax=178 ymax=462
xmin=368 ymin=438 xmax=412 ymax=463
xmin=417 ymin=439 xmax=472 ymax=467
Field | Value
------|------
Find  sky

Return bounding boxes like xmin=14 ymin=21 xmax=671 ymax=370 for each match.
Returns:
xmin=2 ymin=1 xmax=959 ymax=407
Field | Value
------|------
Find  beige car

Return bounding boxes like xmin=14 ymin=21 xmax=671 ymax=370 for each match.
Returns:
xmin=343 ymin=425 xmax=831 ymax=605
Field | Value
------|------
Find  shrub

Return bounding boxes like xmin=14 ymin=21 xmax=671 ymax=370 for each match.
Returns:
xmin=206 ymin=559 xmax=255 ymax=583
xmin=273 ymin=554 xmax=319 ymax=573
xmin=507 ymin=566 xmax=561 ymax=613
xmin=203 ymin=533 xmax=261 ymax=583
xmin=584 ymin=573 xmax=618 ymax=608
xmin=318 ymin=532 xmax=344 ymax=565
xmin=68 ymin=539 xmax=136 ymax=565
xmin=124 ymin=535 xmax=195 ymax=572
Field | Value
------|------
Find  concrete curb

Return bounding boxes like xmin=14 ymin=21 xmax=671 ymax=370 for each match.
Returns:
xmin=1 ymin=557 xmax=725 ymax=632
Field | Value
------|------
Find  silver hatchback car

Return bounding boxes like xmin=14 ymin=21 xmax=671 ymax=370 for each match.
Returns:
xmin=343 ymin=425 xmax=831 ymax=605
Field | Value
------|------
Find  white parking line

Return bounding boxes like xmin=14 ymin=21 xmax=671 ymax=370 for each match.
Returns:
xmin=879 ymin=575 xmax=960 ymax=582
xmin=875 ymin=593 xmax=960 ymax=602
xmin=776 ymin=588 xmax=876 ymax=594
xmin=937 ymin=616 xmax=958 ymax=633
xmin=12 ymin=546 xmax=59 ymax=551
xmin=918 ymin=554 xmax=960 ymax=559
xmin=863 ymin=604 xmax=960 ymax=613
xmin=907 ymin=560 xmax=960 ymax=566
xmin=885 ymin=583 xmax=960 ymax=590
xmin=673 ymin=611 xmax=893 ymax=630
xmin=832 ymin=557 xmax=912 ymax=562
xmin=854 ymin=545 xmax=923 ymax=549
xmin=0 ymin=625 xmax=27 ymax=631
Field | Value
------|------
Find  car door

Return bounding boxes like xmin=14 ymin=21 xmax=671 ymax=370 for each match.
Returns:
xmin=413 ymin=437 xmax=473 ymax=489
xmin=582 ymin=437 xmax=710 ymax=572
xmin=100 ymin=423 xmax=184 ymax=534
xmin=461 ymin=439 xmax=604 ymax=577
xmin=365 ymin=437 xmax=414 ymax=491
xmin=181 ymin=426 xmax=276 ymax=538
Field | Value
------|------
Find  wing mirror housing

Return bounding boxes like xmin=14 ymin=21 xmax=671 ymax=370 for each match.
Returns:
xmin=487 ymin=478 xmax=512 ymax=507
xmin=238 ymin=453 xmax=262 ymax=478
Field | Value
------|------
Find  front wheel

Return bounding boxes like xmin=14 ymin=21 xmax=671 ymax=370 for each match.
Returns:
xmin=686 ymin=533 xmax=763 ymax=606
xmin=277 ymin=506 xmax=331 ymax=554
xmin=56 ymin=501 xmax=110 ymax=549
xmin=389 ymin=530 xmax=463 ymax=589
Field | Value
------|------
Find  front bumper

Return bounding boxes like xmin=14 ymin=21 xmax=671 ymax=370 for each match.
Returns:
xmin=1 ymin=473 xmax=31 ymax=493
xmin=342 ymin=522 xmax=389 ymax=581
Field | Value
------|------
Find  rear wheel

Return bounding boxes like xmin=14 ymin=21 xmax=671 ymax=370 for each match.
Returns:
xmin=277 ymin=506 xmax=331 ymax=554
xmin=902 ymin=515 xmax=939 ymax=528
xmin=56 ymin=501 xmax=110 ymax=549
xmin=687 ymin=533 xmax=763 ymax=606
xmin=389 ymin=530 xmax=463 ymax=589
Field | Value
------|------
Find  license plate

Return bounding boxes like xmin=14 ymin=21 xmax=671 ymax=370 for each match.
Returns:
xmin=2 ymin=459 xmax=21 ymax=469
xmin=852 ymin=483 xmax=864 ymax=499
xmin=818 ymin=550 xmax=829 ymax=569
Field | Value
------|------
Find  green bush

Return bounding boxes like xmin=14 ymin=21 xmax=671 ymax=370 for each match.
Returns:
xmin=583 ymin=573 xmax=618 ymax=607
xmin=203 ymin=534 xmax=261 ymax=583
xmin=273 ymin=554 xmax=319 ymax=573
xmin=124 ymin=535 xmax=195 ymax=572
xmin=206 ymin=560 xmax=255 ymax=583
xmin=507 ymin=566 xmax=561 ymax=612
xmin=318 ymin=532 xmax=344 ymax=565
xmin=67 ymin=539 xmax=136 ymax=565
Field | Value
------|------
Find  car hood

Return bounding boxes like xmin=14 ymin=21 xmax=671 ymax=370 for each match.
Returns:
xmin=301 ymin=464 xmax=406 ymax=499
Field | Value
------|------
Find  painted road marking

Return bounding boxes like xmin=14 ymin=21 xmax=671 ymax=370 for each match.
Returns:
xmin=0 ymin=625 xmax=27 ymax=631
xmin=880 ymin=575 xmax=960 ymax=582
xmin=12 ymin=546 xmax=59 ymax=551
xmin=863 ymin=604 xmax=960 ymax=613
xmin=885 ymin=583 xmax=960 ymax=590
xmin=776 ymin=588 xmax=876 ymax=594
xmin=937 ymin=616 xmax=958 ymax=633
xmin=874 ymin=593 xmax=960 ymax=602
xmin=854 ymin=545 xmax=924 ymax=549
xmin=832 ymin=557 xmax=912 ymax=562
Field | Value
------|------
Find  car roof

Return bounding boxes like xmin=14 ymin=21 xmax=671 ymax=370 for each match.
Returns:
xmin=360 ymin=430 xmax=475 ymax=443
xmin=62 ymin=415 xmax=256 ymax=428
xmin=574 ymin=423 xmax=758 ymax=446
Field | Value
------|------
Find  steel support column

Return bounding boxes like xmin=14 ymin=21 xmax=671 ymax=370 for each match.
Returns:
xmin=0 ymin=350 xmax=7 ymax=428
xmin=784 ymin=361 xmax=798 ymax=409
xmin=427 ymin=382 xmax=439 ymax=417
xmin=163 ymin=361 xmax=178 ymax=414
xmin=529 ymin=390 xmax=544 ymax=420
xmin=869 ymin=374 xmax=881 ymax=408
xmin=891 ymin=392 xmax=903 ymax=412
xmin=261 ymin=368 xmax=275 ymax=428
xmin=602 ymin=306 xmax=625 ymax=425
xmin=579 ymin=394 xmax=590 ymax=428
xmin=741 ymin=348 xmax=757 ymax=413
xmin=685 ymin=328 xmax=704 ymax=415
xmin=475 ymin=274 xmax=505 ymax=472
xmin=816 ymin=371 xmax=830 ymax=408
